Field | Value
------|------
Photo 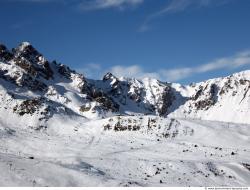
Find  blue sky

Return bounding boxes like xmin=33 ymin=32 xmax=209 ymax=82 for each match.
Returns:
xmin=1 ymin=0 xmax=250 ymax=84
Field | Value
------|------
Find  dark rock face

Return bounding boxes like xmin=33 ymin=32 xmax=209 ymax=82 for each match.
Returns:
xmin=101 ymin=73 xmax=177 ymax=116
xmin=79 ymin=105 xmax=91 ymax=112
xmin=201 ymin=84 xmax=217 ymax=109
xmin=0 ymin=43 xmax=53 ymax=91
xmin=193 ymin=87 xmax=203 ymax=101
xmin=0 ymin=67 xmax=48 ymax=92
xmin=88 ymin=88 xmax=120 ymax=112
xmin=103 ymin=72 xmax=117 ymax=82
xmin=128 ymin=85 xmax=142 ymax=103
xmin=13 ymin=57 xmax=38 ymax=76
xmin=103 ymin=117 xmax=194 ymax=139
xmin=19 ymin=75 xmax=48 ymax=91
xmin=239 ymin=79 xmax=248 ymax=85
xmin=219 ymin=77 xmax=250 ymax=100
xmin=12 ymin=97 xmax=70 ymax=126
xmin=195 ymin=99 xmax=215 ymax=110
xmin=192 ymin=84 xmax=219 ymax=110
xmin=242 ymin=163 xmax=250 ymax=171
xmin=13 ymin=43 xmax=54 ymax=80
xmin=13 ymin=43 xmax=40 ymax=61
xmin=58 ymin=64 xmax=73 ymax=80
xmin=103 ymin=119 xmax=141 ymax=132
xmin=13 ymin=98 xmax=44 ymax=116
xmin=113 ymin=121 xmax=140 ymax=131
xmin=158 ymin=86 xmax=175 ymax=116
xmin=219 ymin=78 xmax=235 ymax=96
xmin=103 ymin=72 xmax=123 ymax=96
xmin=0 ymin=44 xmax=13 ymax=61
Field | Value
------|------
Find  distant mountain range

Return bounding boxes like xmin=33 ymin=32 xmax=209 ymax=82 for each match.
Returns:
xmin=1 ymin=42 xmax=250 ymax=125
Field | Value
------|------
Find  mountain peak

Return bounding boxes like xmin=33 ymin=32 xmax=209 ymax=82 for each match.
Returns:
xmin=103 ymin=72 xmax=117 ymax=81
xmin=14 ymin=41 xmax=41 ymax=60
xmin=17 ymin=42 xmax=32 ymax=51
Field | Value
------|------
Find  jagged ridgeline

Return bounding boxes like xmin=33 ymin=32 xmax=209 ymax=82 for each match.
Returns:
xmin=1 ymin=42 xmax=250 ymax=125
xmin=0 ymin=42 xmax=177 ymax=122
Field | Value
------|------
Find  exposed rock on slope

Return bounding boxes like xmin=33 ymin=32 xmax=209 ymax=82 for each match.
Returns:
xmin=103 ymin=116 xmax=194 ymax=139
xmin=95 ymin=72 xmax=176 ymax=115
xmin=170 ymin=71 xmax=250 ymax=123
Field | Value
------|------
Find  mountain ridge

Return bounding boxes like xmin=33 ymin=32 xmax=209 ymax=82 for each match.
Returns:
xmin=1 ymin=42 xmax=250 ymax=124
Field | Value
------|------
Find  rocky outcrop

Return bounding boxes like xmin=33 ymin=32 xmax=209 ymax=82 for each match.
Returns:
xmin=101 ymin=74 xmax=176 ymax=116
xmin=158 ymin=86 xmax=175 ymax=115
xmin=88 ymin=88 xmax=120 ymax=112
xmin=13 ymin=98 xmax=44 ymax=116
xmin=13 ymin=42 xmax=54 ymax=80
xmin=0 ymin=44 xmax=13 ymax=61
xmin=103 ymin=116 xmax=194 ymax=138
xmin=193 ymin=84 xmax=219 ymax=110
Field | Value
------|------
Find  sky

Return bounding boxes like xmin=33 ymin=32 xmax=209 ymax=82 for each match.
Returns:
xmin=0 ymin=0 xmax=250 ymax=84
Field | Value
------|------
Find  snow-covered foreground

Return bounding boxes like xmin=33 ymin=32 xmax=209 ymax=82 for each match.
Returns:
xmin=0 ymin=115 xmax=250 ymax=187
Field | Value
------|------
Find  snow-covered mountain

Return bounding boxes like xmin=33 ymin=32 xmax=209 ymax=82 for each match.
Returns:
xmin=1 ymin=42 xmax=250 ymax=124
xmin=169 ymin=71 xmax=250 ymax=124
xmin=0 ymin=42 xmax=250 ymax=186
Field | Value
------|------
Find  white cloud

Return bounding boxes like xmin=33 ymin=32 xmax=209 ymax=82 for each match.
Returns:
xmin=5 ymin=0 xmax=144 ymax=10
xmin=157 ymin=0 xmax=212 ymax=15
xmin=76 ymin=63 xmax=102 ymax=78
xmin=160 ymin=67 xmax=193 ymax=81
xmin=80 ymin=50 xmax=250 ymax=82
xmin=78 ymin=0 xmax=144 ymax=11
xmin=109 ymin=65 xmax=160 ymax=79
xmin=139 ymin=0 xmax=232 ymax=32
xmin=160 ymin=50 xmax=250 ymax=81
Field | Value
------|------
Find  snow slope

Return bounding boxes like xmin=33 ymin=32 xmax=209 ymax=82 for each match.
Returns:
xmin=0 ymin=115 xmax=250 ymax=186
xmin=0 ymin=42 xmax=250 ymax=186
